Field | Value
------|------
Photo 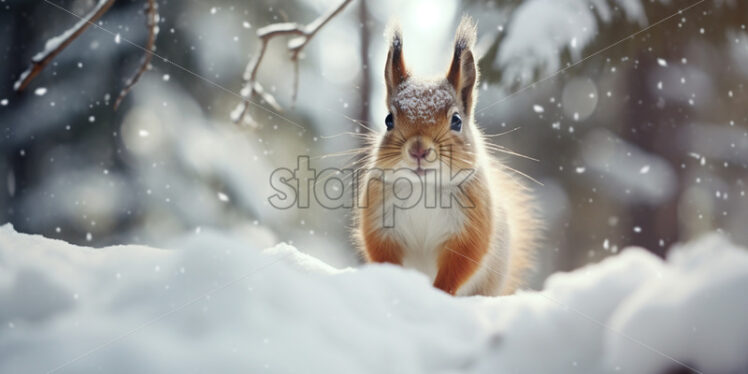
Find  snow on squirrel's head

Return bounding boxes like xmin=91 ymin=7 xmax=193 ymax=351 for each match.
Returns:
xmin=377 ymin=16 xmax=481 ymax=176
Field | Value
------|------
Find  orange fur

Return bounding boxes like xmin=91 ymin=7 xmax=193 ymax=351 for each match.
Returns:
xmin=353 ymin=16 xmax=539 ymax=296
xmin=363 ymin=230 xmax=404 ymax=265
xmin=433 ymin=177 xmax=492 ymax=295
xmin=359 ymin=178 xmax=404 ymax=264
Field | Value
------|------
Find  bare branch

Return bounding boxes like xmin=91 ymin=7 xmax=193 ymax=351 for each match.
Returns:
xmin=291 ymin=59 xmax=300 ymax=105
xmin=14 ymin=0 xmax=116 ymax=92
xmin=114 ymin=0 xmax=159 ymax=109
xmin=232 ymin=0 xmax=354 ymax=126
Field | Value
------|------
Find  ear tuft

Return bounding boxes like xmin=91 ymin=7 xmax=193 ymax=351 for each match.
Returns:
xmin=384 ymin=20 xmax=408 ymax=96
xmin=385 ymin=21 xmax=403 ymax=52
xmin=447 ymin=16 xmax=479 ymax=114
xmin=454 ymin=16 xmax=477 ymax=55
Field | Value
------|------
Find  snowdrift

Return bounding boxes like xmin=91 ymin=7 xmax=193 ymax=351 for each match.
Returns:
xmin=1 ymin=224 xmax=747 ymax=374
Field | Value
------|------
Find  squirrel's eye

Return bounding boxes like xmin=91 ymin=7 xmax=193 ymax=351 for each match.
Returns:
xmin=450 ymin=113 xmax=462 ymax=132
xmin=385 ymin=113 xmax=394 ymax=131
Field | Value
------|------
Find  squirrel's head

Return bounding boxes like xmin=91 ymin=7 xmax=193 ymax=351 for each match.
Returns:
xmin=376 ymin=16 xmax=481 ymax=179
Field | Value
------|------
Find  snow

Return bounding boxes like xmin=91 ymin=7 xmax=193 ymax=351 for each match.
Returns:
xmin=394 ymin=81 xmax=453 ymax=124
xmin=1 ymin=224 xmax=747 ymax=373
xmin=496 ymin=0 xmax=650 ymax=85
xmin=581 ymin=129 xmax=677 ymax=205
xmin=607 ymin=236 xmax=748 ymax=373
xmin=679 ymin=123 xmax=748 ymax=165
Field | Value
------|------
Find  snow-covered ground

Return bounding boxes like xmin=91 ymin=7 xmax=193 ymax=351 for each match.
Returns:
xmin=1 ymin=224 xmax=747 ymax=374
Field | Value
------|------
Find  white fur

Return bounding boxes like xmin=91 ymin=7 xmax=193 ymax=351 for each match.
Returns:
xmin=371 ymin=180 xmax=467 ymax=282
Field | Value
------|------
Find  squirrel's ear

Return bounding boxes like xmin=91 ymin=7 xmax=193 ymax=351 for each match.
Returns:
xmin=384 ymin=22 xmax=408 ymax=96
xmin=447 ymin=16 xmax=478 ymax=114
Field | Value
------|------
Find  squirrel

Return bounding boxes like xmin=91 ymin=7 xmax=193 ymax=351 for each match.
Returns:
xmin=354 ymin=16 xmax=539 ymax=296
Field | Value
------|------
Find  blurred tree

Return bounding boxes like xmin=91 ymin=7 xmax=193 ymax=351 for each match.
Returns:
xmin=2 ymin=0 xmax=746 ymax=274
xmin=476 ymin=0 xmax=746 ymax=257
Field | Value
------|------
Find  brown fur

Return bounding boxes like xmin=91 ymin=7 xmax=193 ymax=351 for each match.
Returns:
xmin=433 ymin=175 xmax=493 ymax=295
xmin=354 ymin=16 xmax=539 ymax=296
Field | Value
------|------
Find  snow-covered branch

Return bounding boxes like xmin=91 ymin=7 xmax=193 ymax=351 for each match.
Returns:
xmin=231 ymin=0 xmax=354 ymax=127
xmin=14 ymin=0 xmax=160 ymax=110
xmin=13 ymin=0 xmax=117 ymax=92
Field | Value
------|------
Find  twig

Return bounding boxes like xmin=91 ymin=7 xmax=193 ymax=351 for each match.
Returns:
xmin=232 ymin=0 xmax=354 ymax=127
xmin=114 ymin=0 xmax=159 ymax=109
xmin=14 ymin=0 xmax=117 ymax=91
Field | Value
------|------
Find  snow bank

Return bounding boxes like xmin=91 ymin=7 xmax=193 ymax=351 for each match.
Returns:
xmin=1 ymin=224 xmax=746 ymax=374
xmin=496 ymin=0 xmax=650 ymax=86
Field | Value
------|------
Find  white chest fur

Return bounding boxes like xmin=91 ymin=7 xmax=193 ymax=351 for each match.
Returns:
xmin=386 ymin=186 xmax=466 ymax=281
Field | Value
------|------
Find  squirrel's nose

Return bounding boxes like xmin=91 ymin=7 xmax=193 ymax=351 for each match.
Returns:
xmin=408 ymin=141 xmax=431 ymax=161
